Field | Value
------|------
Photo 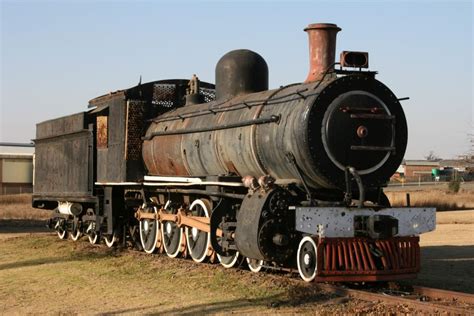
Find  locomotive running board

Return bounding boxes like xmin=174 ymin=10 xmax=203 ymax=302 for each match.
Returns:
xmin=144 ymin=175 xmax=205 ymax=183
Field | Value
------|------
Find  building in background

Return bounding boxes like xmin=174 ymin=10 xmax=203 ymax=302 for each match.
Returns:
xmin=396 ymin=160 xmax=440 ymax=182
xmin=0 ymin=144 xmax=34 ymax=195
xmin=391 ymin=159 xmax=474 ymax=183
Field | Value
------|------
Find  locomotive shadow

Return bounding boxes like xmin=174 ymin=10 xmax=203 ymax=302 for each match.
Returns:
xmin=136 ymin=285 xmax=342 ymax=315
xmin=0 ymin=245 xmax=119 ymax=271
xmin=405 ymin=245 xmax=474 ymax=294
xmin=0 ymin=219 xmax=50 ymax=234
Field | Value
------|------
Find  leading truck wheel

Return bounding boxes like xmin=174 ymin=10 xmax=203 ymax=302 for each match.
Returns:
xmin=218 ymin=252 xmax=243 ymax=269
xmin=185 ymin=199 xmax=211 ymax=263
xmin=297 ymin=236 xmax=318 ymax=282
xmin=246 ymin=258 xmax=264 ymax=273
xmin=139 ymin=206 xmax=160 ymax=254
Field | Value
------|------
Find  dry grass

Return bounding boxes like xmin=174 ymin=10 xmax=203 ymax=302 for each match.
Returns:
xmin=386 ymin=189 xmax=474 ymax=211
xmin=0 ymin=194 xmax=32 ymax=205
xmin=0 ymin=235 xmax=411 ymax=314
xmin=0 ymin=194 xmax=51 ymax=220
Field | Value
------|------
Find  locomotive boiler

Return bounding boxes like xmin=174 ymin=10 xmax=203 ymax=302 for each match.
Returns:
xmin=32 ymin=23 xmax=435 ymax=282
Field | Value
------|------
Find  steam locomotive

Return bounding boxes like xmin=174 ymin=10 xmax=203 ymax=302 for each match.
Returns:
xmin=32 ymin=23 xmax=435 ymax=282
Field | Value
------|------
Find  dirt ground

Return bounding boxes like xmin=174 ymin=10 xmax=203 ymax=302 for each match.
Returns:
xmin=405 ymin=210 xmax=474 ymax=293
xmin=0 ymin=210 xmax=472 ymax=314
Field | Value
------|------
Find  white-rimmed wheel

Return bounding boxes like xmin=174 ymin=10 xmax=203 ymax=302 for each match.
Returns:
xmin=70 ymin=228 xmax=82 ymax=241
xmin=246 ymin=258 xmax=264 ymax=273
xmin=55 ymin=219 xmax=68 ymax=240
xmin=217 ymin=252 xmax=242 ymax=269
xmin=104 ymin=233 xmax=118 ymax=248
xmin=162 ymin=201 xmax=183 ymax=258
xmin=86 ymin=222 xmax=100 ymax=245
xmin=139 ymin=206 xmax=159 ymax=254
xmin=70 ymin=219 xmax=82 ymax=241
xmin=297 ymin=236 xmax=318 ymax=282
xmin=185 ymin=199 xmax=211 ymax=263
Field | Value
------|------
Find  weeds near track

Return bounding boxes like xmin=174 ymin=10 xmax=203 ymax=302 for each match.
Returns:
xmin=386 ymin=189 xmax=474 ymax=211
xmin=0 ymin=194 xmax=51 ymax=220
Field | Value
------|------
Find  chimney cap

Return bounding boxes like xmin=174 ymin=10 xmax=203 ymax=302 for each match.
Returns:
xmin=304 ymin=23 xmax=341 ymax=32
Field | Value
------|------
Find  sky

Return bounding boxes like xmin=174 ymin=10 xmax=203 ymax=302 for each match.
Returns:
xmin=1 ymin=0 xmax=472 ymax=160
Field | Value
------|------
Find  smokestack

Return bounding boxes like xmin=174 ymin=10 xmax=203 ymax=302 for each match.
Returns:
xmin=304 ymin=23 xmax=341 ymax=83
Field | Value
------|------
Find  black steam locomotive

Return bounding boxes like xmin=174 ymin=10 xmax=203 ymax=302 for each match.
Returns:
xmin=32 ymin=23 xmax=435 ymax=282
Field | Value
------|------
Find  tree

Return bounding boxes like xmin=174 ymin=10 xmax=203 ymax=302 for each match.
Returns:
xmin=425 ymin=151 xmax=441 ymax=161
xmin=468 ymin=124 xmax=474 ymax=162
xmin=460 ymin=123 xmax=474 ymax=163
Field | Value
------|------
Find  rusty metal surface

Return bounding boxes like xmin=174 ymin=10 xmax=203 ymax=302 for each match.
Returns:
xmin=142 ymin=89 xmax=280 ymax=178
xmin=304 ymin=23 xmax=341 ymax=82
xmin=140 ymin=23 xmax=406 ymax=192
xmin=96 ymin=96 xmax=127 ymax=182
xmin=96 ymin=116 xmax=108 ymax=149
xmin=255 ymin=82 xmax=330 ymax=188
xmin=96 ymin=78 xmax=218 ymax=182
xmin=142 ymin=72 xmax=406 ymax=193
xmin=315 ymin=237 xmax=420 ymax=279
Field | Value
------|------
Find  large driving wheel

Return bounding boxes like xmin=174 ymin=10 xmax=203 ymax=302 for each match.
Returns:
xmin=139 ymin=206 xmax=160 ymax=254
xmin=162 ymin=201 xmax=183 ymax=258
xmin=297 ymin=236 xmax=318 ymax=282
xmin=185 ymin=199 xmax=211 ymax=263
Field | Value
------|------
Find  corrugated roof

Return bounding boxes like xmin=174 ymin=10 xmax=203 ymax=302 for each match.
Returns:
xmin=403 ymin=160 xmax=440 ymax=166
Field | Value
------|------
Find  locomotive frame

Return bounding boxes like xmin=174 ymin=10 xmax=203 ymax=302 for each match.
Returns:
xmin=32 ymin=23 xmax=435 ymax=282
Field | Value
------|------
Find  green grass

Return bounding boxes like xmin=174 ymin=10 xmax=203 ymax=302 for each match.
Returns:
xmin=0 ymin=235 xmax=296 ymax=314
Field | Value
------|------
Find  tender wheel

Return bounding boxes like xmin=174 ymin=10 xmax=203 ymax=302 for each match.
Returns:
xmin=297 ymin=236 xmax=318 ymax=282
xmin=70 ymin=228 xmax=82 ymax=241
xmin=70 ymin=219 xmax=82 ymax=241
xmin=162 ymin=201 xmax=183 ymax=258
xmin=104 ymin=233 xmax=118 ymax=248
xmin=86 ymin=222 xmax=100 ymax=245
xmin=217 ymin=252 xmax=243 ymax=269
xmin=139 ymin=206 xmax=160 ymax=254
xmin=185 ymin=199 xmax=211 ymax=263
xmin=55 ymin=219 xmax=68 ymax=240
xmin=246 ymin=258 xmax=264 ymax=273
